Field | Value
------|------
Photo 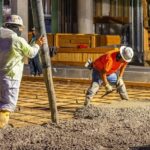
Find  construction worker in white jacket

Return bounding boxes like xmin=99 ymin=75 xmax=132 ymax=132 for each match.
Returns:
xmin=0 ymin=15 xmax=46 ymax=128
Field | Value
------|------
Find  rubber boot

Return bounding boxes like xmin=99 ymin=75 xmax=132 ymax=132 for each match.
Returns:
xmin=0 ymin=110 xmax=10 ymax=129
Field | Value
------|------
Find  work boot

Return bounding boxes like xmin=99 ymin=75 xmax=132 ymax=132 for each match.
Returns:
xmin=84 ymin=97 xmax=91 ymax=106
xmin=0 ymin=110 xmax=10 ymax=129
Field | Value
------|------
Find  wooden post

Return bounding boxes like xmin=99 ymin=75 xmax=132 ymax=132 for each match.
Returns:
xmin=30 ymin=0 xmax=58 ymax=123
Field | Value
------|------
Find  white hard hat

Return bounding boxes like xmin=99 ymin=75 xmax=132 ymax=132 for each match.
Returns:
xmin=120 ymin=46 xmax=134 ymax=62
xmin=5 ymin=15 xmax=24 ymax=26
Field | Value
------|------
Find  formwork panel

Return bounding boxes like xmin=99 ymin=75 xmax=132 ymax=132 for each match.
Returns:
xmin=100 ymin=35 xmax=121 ymax=46
xmin=54 ymin=33 xmax=92 ymax=48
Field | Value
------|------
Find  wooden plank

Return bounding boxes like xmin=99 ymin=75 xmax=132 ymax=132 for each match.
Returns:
xmin=54 ymin=33 xmax=92 ymax=48
xmin=143 ymin=29 xmax=149 ymax=52
xmin=91 ymin=34 xmax=101 ymax=48
xmin=47 ymin=33 xmax=54 ymax=46
xmin=29 ymin=33 xmax=121 ymax=48
xmin=54 ymin=34 xmax=120 ymax=48
xmin=142 ymin=0 xmax=149 ymax=28
xmin=57 ymin=47 xmax=118 ymax=53
xmin=144 ymin=51 xmax=150 ymax=61
xmin=100 ymin=35 xmax=121 ymax=46
xmin=52 ymin=61 xmax=85 ymax=66
xmin=55 ymin=53 xmax=83 ymax=62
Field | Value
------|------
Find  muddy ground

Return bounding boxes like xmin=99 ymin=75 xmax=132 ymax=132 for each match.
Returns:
xmin=0 ymin=100 xmax=150 ymax=150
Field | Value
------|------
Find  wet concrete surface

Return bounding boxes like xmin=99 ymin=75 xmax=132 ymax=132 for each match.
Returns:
xmin=0 ymin=103 xmax=150 ymax=150
xmin=1 ymin=66 xmax=149 ymax=149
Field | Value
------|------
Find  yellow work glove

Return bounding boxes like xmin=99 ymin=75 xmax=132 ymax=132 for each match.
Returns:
xmin=0 ymin=110 xmax=10 ymax=129
xmin=105 ymin=83 xmax=113 ymax=93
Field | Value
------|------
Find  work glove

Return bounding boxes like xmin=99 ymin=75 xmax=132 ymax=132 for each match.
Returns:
xmin=105 ymin=83 xmax=113 ymax=93
xmin=0 ymin=110 xmax=10 ymax=129
xmin=84 ymin=58 xmax=93 ymax=70
xmin=36 ymin=36 xmax=46 ymax=47
xmin=116 ymin=77 xmax=124 ymax=86
xmin=116 ymin=78 xmax=129 ymax=100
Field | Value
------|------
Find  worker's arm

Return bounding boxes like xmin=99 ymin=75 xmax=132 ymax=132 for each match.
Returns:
xmin=100 ymin=69 xmax=113 ymax=92
xmin=118 ymin=63 xmax=127 ymax=78
xmin=100 ymin=69 xmax=108 ymax=86
xmin=101 ymin=55 xmax=113 ymax=85
xmin=18 ymin=36 xmax=46 ymax=58
xmin=117 ymin=63 xmax=127 ymax=86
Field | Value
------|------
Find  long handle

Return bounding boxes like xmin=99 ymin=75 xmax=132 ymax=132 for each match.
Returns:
xmin=30 ymin=0 xmax=58 ymax=124
xmin=101 ymin=84 xmax=123 ymax=98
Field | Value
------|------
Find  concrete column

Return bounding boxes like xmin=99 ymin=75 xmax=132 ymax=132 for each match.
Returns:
xmin=77 ymin=0 xmax=93 ymax=34
xmin=11 ymin=0 xmax=28 ymax=40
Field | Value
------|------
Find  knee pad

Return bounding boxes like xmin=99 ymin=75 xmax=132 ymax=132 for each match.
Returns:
xmin=86 ymin=82 xmax=99 ymax=96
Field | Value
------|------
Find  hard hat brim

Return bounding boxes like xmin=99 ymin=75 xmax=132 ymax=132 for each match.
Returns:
xmin=120 ymin=46 xmax=132 ymax=63
xmin=4 ymin=22 xmax=23 ymax=27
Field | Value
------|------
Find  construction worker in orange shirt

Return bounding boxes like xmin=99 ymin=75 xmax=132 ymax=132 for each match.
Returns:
xmin=84 ymin=46 xmax=134 ymax=106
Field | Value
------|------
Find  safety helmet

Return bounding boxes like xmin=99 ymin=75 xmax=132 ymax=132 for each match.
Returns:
xmin=5 ymin=15 xmax=24 ymax=26
xmin=120 ymin=46 xmax=134 ymax=62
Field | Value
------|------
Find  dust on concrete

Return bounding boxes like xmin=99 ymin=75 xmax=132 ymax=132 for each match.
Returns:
xmin=0 ymin=100 xmax=150 ymax=150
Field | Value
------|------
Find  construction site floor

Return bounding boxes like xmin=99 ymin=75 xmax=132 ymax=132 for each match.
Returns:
xmin=9 ymin=76 xmax=150 ymax=128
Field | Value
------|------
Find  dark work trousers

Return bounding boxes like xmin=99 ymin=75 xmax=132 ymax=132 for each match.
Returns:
xmin=29 ymin=53 xmax=42 ymax=76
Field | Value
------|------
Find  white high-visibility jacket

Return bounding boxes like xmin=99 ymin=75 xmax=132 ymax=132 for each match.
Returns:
xmin=0 ymin=27 xmax=40 ymax=80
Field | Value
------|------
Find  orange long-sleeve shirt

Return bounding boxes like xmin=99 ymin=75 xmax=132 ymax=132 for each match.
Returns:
xmin=93 ymin=51 xmax=127 ymax=75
